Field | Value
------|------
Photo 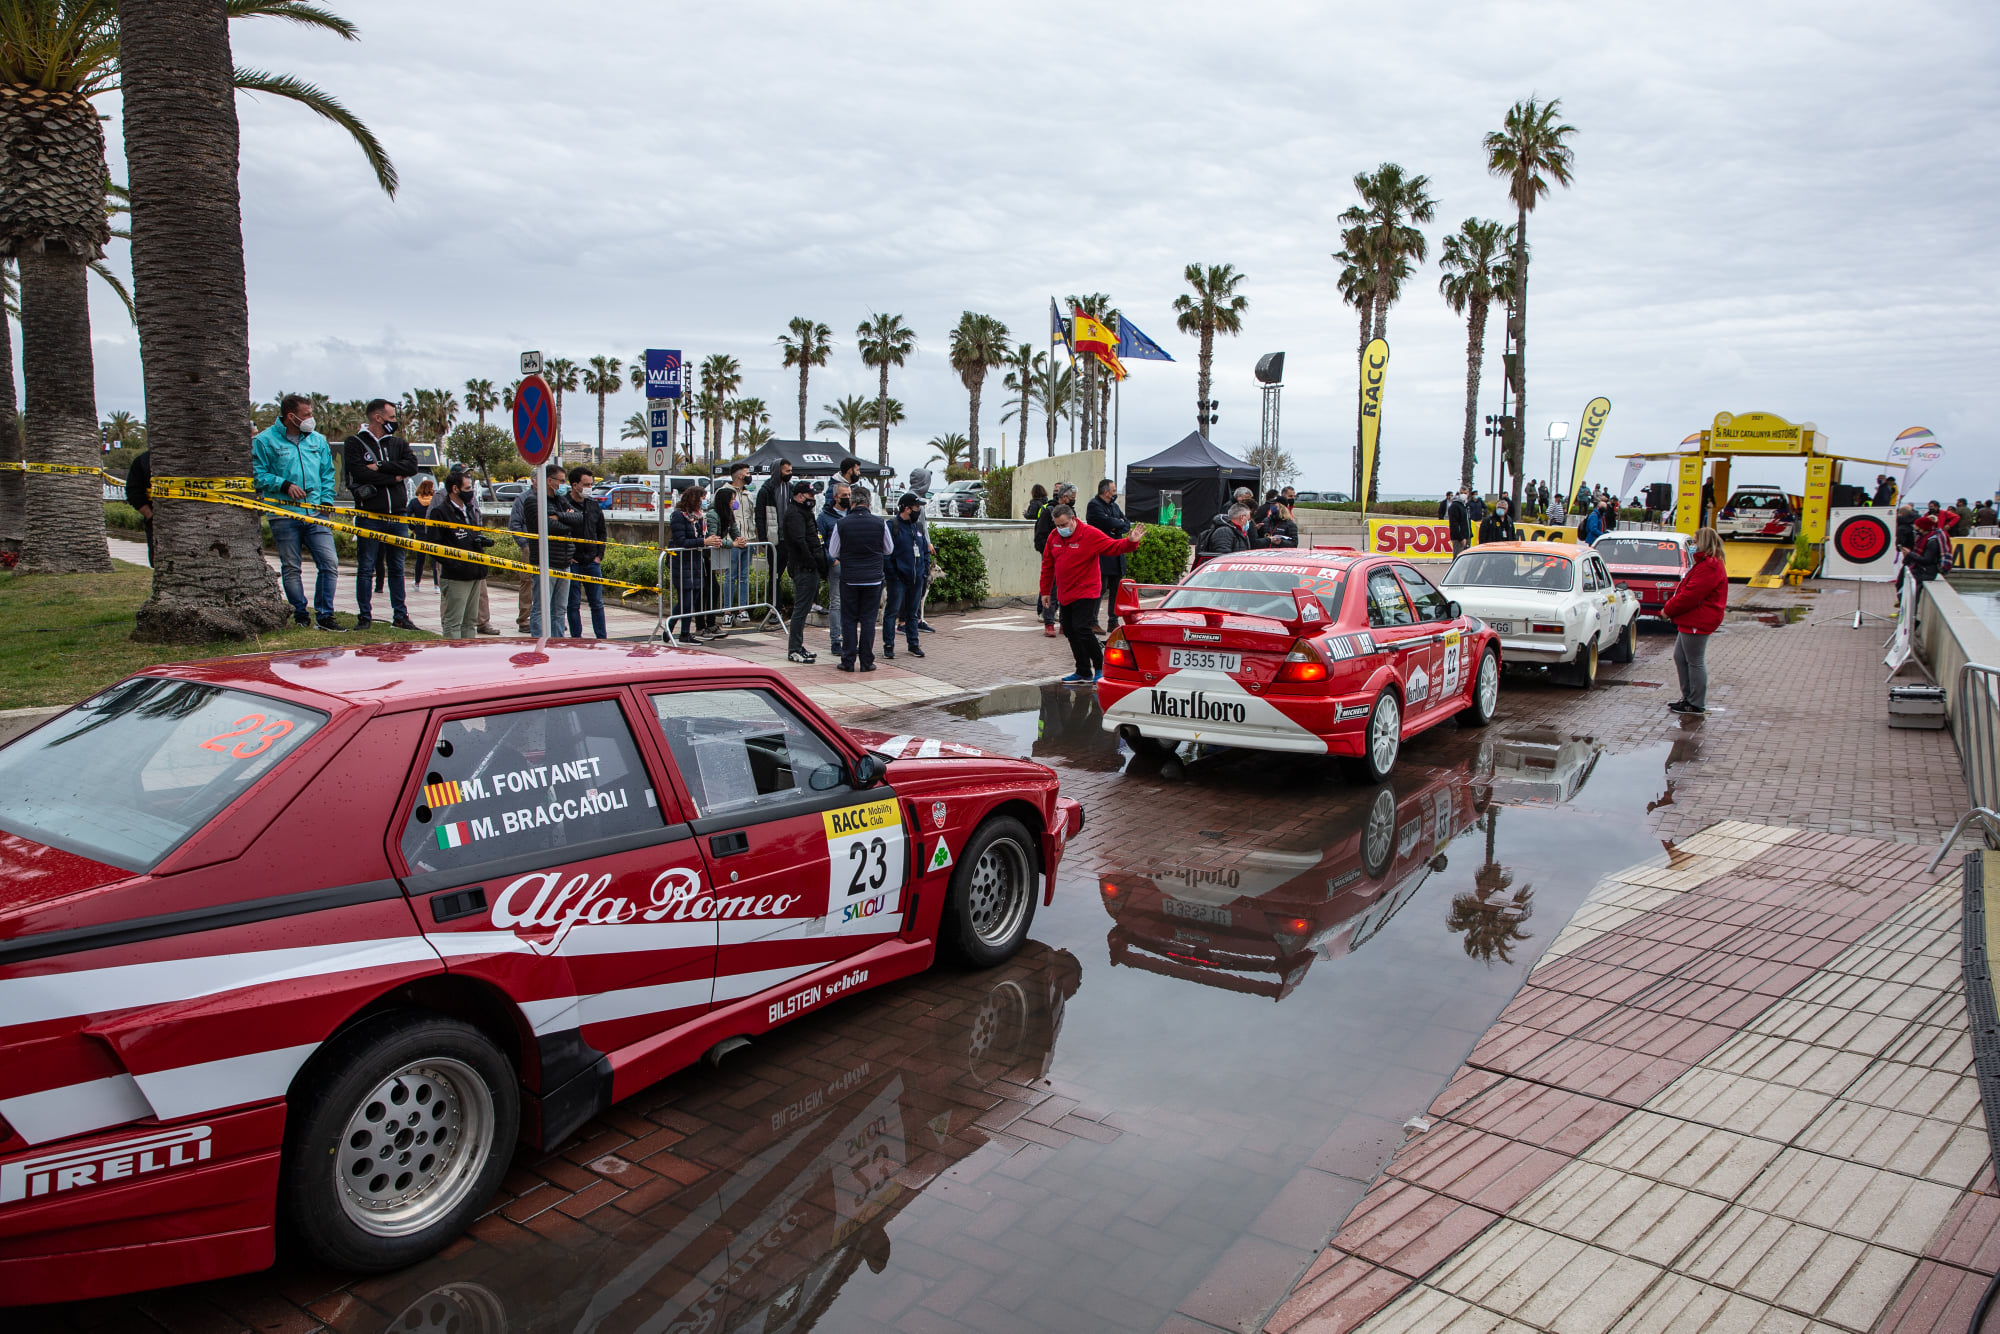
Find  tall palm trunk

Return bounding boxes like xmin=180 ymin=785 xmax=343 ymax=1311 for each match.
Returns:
xmin=1016 ymin=378 xmax=1030 ymax=466
xmin=122 ymin=0 xmax=289 ymax=639
xmin=796 ymin=366 xmax=808 ymax=442
xmin=964 ymin=374 xmax=983 ymax=460
xmin=0 ymin=276 xmax=21 ymax=557
xmin=595 ymin=392 xmax=605 ymax=464
xmin=1196 ymin=323 xmax=1213 ymax=437
xmin=1460 ymin=298 xmax=1488 ymax=491
xmin=1045 ymin=364 xmax=1058 ymax=458
xmin=19 ymin=248 xmax=109 ymax=572
xmin=875 ymin=366 xmax=890 ymax=467
xmin=1510 ymin=202 xmax=1528 ymax=512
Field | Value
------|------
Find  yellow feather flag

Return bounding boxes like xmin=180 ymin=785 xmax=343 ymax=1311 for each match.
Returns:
xmin=1358 ymin=338 xmax=1389 ymax=509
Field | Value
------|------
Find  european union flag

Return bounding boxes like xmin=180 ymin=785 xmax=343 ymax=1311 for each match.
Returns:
xmin=1115 ymin=317 xmax=1174 ymax=363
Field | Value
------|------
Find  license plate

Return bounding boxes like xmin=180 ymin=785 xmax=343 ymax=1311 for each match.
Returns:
xmin=1485 ymin=619 xmax=1514 ymax=634
xmin=1162 ymin=898 xmax=1232 ymax=927
xmin=1169 ymin=648 xmax=1241 ymax=672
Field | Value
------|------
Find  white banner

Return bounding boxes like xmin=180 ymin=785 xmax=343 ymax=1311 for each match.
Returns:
xmin=1901 ymin=443 xmax=1944 ymax=496
xmin=1823 ymin=508 xmax=1897 ymax=581
xmin=1618 ymin=458 xmax=1646 ymax=505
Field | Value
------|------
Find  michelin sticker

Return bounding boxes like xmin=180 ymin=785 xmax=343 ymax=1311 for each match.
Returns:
xmin=823 ymin=798 xmax=906 ymax=936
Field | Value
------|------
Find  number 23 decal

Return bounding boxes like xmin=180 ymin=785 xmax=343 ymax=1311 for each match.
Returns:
xmin=199 ymin=713 xmax=294 ymax=759
xmin=846 ymin=836 xmax=890 ymax=896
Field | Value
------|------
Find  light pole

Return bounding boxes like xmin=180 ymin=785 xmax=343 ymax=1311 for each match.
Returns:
xmin=1546 ymin=420 xmax=1571 ymax=504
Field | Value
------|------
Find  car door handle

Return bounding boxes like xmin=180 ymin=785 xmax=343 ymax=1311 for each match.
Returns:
xmin=430 ymin=886 xmax=487 ymax=923
xmin=709 ymin=830 xmax=750 ymax=857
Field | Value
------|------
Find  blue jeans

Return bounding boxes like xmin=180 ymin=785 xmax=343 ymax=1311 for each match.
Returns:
xmin=721 ymin=544 xmax=751 ymax=611
xmin=355 ymin=515 xmax=407 ymax=621
xmin=269 ymin=516 xmax=338 ymax=621
xmin=882 ymin=574 xmax=920 ymax=649
xmin=826 ymin=560 xmax=845 ymax=655
xmin=567 ymin=559 xmax=607 ymax=638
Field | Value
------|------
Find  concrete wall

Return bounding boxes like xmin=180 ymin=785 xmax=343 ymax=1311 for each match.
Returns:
xmin=932 ymin=519 xmax=1039 ymax=600
xmin=1919 ymin=579 xmax=2000 ymax=719
xmin=1013 ymin=449 xmax=1106 ymax=517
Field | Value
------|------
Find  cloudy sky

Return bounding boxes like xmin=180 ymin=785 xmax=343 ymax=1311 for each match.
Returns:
xmin=83 ymin=0 xmax=1999 ymax=502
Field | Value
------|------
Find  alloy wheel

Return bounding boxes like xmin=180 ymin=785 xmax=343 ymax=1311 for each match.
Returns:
xmin=336 ymin=1057 xmax=494 ymax=1238
xmin=966 ymin=835 xmax=1032 ymax=948
xmin=1370 ymin=693 xmax=1401 ymax=775
xmin=1477 ymin=651 xmax=1500 ymax=717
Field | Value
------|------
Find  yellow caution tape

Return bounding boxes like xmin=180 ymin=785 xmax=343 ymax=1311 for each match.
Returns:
xmin=0 ymin=460 xmax=115 ymax=477
xmin=152 ymin=475 xmax=253 ymax=493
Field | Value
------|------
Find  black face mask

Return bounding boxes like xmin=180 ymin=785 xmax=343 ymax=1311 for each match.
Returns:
xmin=383 ymin=420 xmax=399 ymax=435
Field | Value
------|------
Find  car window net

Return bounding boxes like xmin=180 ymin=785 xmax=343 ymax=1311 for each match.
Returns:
xmin=1159 ymin=567 xmax=1345 ymax=620
xmin=651 ymin=689 xmax=848 ymax=818
xmin=1593 ymin=539 xmax=1684 ymax=567
xmin=401 ymin=698 xmax=664 ymax=877
xmin=1443 ymin=552 xmax=1575 ymax=589
xmin=0 ymin=677 xmax=325 ymax=872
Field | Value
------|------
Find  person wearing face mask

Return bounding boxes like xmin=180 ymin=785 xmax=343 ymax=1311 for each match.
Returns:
xmin=252 ymin=393 xmax=342 ymax=630
xmin=882 ymin=492 xmax=931 ymax=660
xmin=565 ymin=467 xmax=609 ymax=639
xmin=781 ymin=478 xmax=829 ymax=663
xmin=1033 ymin=482 xmax=1077 ymax=637
xmin=520 ymin=462 xmax=585 ymax=636
xmin=1040 ymin=503 xmax=1145 ymax=684
xmin=818 ymin=481 xmax=851 ymax=660
xmin=429 ymin=466 xmax=493 ymax=638
xmin=342 ymin=398 xmax=420 ymax=631
xmin=829 ymin=486 xmax=892 ymax=672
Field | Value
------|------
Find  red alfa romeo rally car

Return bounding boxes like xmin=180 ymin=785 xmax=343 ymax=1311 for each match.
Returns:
xmin=0 ymin=642 xmax=1081 ymax=1304
xmin=1097 ymin=549 xmax=1501 ymax=779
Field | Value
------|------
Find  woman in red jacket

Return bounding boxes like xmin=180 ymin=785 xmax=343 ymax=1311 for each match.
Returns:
xmin=1660 ymin=527 xmax=1728 ymax=714
xmin=1039 ymin=503 xmax=1144 ymax=683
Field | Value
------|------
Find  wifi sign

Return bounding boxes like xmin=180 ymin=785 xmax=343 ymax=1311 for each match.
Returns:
xmin=645 ymin=349 xmax=683 ymax=400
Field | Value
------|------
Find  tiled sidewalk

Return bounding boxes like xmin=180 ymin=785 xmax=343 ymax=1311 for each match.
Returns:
xmin=1262 ymin=830 xmax=1994 ymax=1334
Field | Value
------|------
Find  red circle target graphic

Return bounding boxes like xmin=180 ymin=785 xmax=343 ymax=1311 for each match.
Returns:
xmin=1831 ymin=513 xmax=1891 ymax=565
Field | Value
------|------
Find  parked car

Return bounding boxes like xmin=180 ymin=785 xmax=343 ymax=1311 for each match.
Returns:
xmin=489 ymin=481 xmax=529 ymax=504
xmin=599 ymin=484 xmax=661 ymax=512
xmin=1290 ymin=491 xmax=1348 ymax=504
xmin=0 ymin=644 xmax=1082 ymax=1303
xmin=1715 ymin=486 xmax=1801 ymax=540
xmin=1593 ymin=532 xmax=1694 ymax=620
xmin=1439 ymin=542 xmax=1640 ymax=688
xmin=1097 ymin=549 xmax=1501 ymax=780
xmin=929 ymin=479 xmax=984 ymax=518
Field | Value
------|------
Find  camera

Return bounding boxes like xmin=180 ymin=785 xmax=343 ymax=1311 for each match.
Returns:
xmin=469 ymin=534 xmax=494 ymax=550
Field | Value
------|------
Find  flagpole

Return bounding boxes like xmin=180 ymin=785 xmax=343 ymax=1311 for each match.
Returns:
xmin=1114 ymin=376 xmax=1120 ymax=483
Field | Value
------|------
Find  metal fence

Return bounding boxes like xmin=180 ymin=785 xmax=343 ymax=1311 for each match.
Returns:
xmin=1930 ymin=661 xmax=2000 ymax=871
xmin=652 ymin=540 xmax=783 ymax=645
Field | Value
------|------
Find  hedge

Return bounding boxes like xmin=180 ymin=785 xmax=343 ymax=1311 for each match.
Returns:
xmin=982 ymin=465 xmax=1014 ymax=523
xmin=929 ymin=526 xmax=987 ymax=603
xmin=1127 ymin=524 xmax=1192 ymax=585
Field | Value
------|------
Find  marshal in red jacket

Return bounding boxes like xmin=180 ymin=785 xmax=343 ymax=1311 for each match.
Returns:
xmin=1661 ymin=552 xmax=1727 ymax=634
xmin=1040 ymin=522 xmax=1141 ymax=604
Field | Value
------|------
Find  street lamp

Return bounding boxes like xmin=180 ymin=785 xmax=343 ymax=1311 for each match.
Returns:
xmin=1546 ymin=420 xmax=1571 ymax=501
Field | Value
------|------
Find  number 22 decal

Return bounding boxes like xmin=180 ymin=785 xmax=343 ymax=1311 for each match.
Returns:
xmin=846 ymin=836 xmax=889 ymax=896
xmin=199 ymin=713 xmax=294 ymax=760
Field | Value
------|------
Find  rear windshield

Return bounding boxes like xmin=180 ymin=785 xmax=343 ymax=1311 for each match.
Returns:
xmin=1593 ymin=538 xmax=1685 ymax=568
xmin=1162 ymin=566 xmax=1346 ymax=620
xmin=1443 ymin=551 xmax=1574 ymax=590
xmin=0 ymin=677 xmax=325 ymax=872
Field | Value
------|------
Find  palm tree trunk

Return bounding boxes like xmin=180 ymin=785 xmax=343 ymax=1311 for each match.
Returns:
xmin=1510 ymin=202 xmax=1528 ymax=512
xmin=18 ymin=247 xmax=111 ymax=573
xmin=0 ymin=279 xmax=21 ymax=558
xmin=876 ymin=365 xmax=890 ymax=467
xmin=797 ymin=367 xmax=808 ymax=442
xmin=1461 ymin=300 xmax=1486 ymax=491
xmin=1045 ymin=365 xmax=1058 ymax=458
xmin=1197 ymin=323 xmax=1213 ymax=437
xmin=966 ymin=374 xmax=982 ymax=460
xmin=121 ymin=0 xmax=289 ymax=638
xmin=1017 ymin=380 xmax=1030 ymax=466
xmin=596 ymin=393 xmax=605 ymax=465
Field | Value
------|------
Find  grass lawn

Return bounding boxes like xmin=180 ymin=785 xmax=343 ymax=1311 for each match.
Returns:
xmin=0 ymin=561 xmax=432 ymax=710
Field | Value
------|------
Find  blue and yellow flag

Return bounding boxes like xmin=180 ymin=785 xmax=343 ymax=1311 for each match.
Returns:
xmin=1115 ymin=317 xmax=1173 ymax=363
xmin=1050 ymin=297 xmax=1073 ymax=362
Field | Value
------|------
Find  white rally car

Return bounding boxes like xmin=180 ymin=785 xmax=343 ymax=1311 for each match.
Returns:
xmin=1439 ymin=542 xmax=1640 ymax=688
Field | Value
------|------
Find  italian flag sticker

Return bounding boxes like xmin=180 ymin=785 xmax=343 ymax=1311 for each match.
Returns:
xmin=927 ymin=838 xmax=953 ymax=873
xmin=436 ymin=821 xmax=474 ymax=850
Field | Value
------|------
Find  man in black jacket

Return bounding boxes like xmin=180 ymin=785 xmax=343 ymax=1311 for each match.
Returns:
xmin=1033 ymin=482 xmax=1075 ymax=636
xmin=1087 ymin=478 xmax=1131 ymax=630
xmin=1447 ymin=489 xmax=1472 ymax=555
xmin=520 ymin=462 xmax=585 ymax=636
xmin=343 ymin=398 xmax=420 ymax=630
xmin=565 ymin=467 xmax=609 ymax=639
xmin=1479 ymin=498 xmax=1516 ymax=544
xmin=780 ymin=478 xmax=828 ymax=663
xmin=429 ymin=467 xmax=492 ymax=638
xmin=124 ymin=448 xmax=153 ymax=564
xmin=829 ymin=486 xmax=892 ymax=672
xmin=883 ymin=493 xmax=931 ymax=660
xmin=755 ymin=458 xmax=795 ymax=613
xmin=1197 ymin=505 xmax=1264 ymax=562
xmin=1263 ymin=503 xmax=1299 ymax=548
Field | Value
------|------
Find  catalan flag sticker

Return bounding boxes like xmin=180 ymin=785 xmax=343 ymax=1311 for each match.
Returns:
xmin=425 ymin=780 xmax=467 ymax=810
xmin=436 ymin=821 xmax=476 ymax=851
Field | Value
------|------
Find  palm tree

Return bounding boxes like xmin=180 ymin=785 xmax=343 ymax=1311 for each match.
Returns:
xmin=1438 ymin=219 xmax=1517 ymax=493
xmin=732 ymin=396 xmax=768 ymax=454
xmin=697 ymin=353 xmax=740 ymax=463
xmin=1340 ymin=164 xmax=1435 ymax=504
xmin=628 ymin=356 xmax=645 ymax=395
xmin=100 ymin=408 xmax=141 ymax=448
xmin=544 ymin=357 xmax=580 ymax=448
xmin=925 ymin=432 xmax=971 ymax=472
xmin=947 ymin=311 xmax=1009 ymax=466
xmin=1000 ymin=342 xmax=1044 ymax=466
xmin=1034 ymin=359 xmax=1076 ymax=457
xmin=1332 ymin=225 xmax=1410 ymax=507
xmin=817 ymin=394 xmax=873 ymax=453
xmin=464 ymin=377 xmax=497 ymax=427
xmin=778 ymin=317 xmax=833 ymax=442
xmin=581 ymin=355 xmax=621 ymax=464
xmin=620 ymin=410 xmax=647 ymax=442
xmin=856 ymin=312 xmax=915 ymax=467
xmin=1067 ymin=294 xmax=1118 ymax=451
xmin=862 ymin=396 xmax=905 ymax=435
xmin=1 ymin=0 xmax=394 ymax=581
xmin=744 ymin=421 xmax=775 ymax=451
xmin=1171 ymin=264 xmax=1249 ymax=438
xmin=1485 ymin=96 xmax=1578 ymax=511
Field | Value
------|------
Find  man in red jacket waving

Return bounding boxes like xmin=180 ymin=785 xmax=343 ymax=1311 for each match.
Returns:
xmin=1040 ymin=502 xmax=1144 ymax=683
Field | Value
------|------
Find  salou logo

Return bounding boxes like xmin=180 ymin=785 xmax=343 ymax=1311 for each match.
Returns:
xmin=1149 ymin=690 xmax=1248 ymax=723
xmin=2 ymin=1125 xmax=211 ymax=1204
xmin=490 ymin=866 xmax=800 ymax=955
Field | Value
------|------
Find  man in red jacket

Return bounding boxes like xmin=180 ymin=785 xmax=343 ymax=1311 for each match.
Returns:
xmin=1040 ymin=503 xmax=1144 ymax=683
xmin=1659 ymin=527 xmax=1728 ymax=714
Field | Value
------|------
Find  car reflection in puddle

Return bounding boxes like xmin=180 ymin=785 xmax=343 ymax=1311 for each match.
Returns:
xmin=350 ymin=945 xmax=1082 ymax=1334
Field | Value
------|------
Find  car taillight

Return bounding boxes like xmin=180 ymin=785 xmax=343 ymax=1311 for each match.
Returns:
xmin=1103 ymin=629 xmax=1133 ymax=670
xmin=1277 ymin=639 xmax=1329 ymax=683
xmin=1720 ymin=508 xmax=1736 ymax=519
xmin=1530 ymin=622 xmax=1564 ymax=635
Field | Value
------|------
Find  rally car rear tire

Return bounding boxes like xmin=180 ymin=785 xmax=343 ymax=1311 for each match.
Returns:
xmin=941 ymin=815 xmax=1039 ymax=968
xmin=1605 ymin=616 xmax=1637 ymax=664
xmin=1456 ymin=646 xmax=1500 ymax=728
xmin=1353 ymin=689 xmax=1401 ymax=784
xmin=283 ymin=1013 xmax=519 ymax=1272
xmin=1562 ymin=637 xmax=1599 ymax=689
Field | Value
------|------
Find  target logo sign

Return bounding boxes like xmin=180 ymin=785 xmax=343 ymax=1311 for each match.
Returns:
xmin=1826 ymin=511 xmax=1894 ymax=577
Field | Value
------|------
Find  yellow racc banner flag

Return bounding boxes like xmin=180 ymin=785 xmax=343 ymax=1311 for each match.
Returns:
xmin=1358 ymin=338 xmax=1389 ymax=509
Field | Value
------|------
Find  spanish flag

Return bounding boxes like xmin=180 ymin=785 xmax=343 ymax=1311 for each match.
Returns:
xmin=1089 ymin=347 xmax=1128 ymax=380
xmin=1072 ymin=309 xmax=1116 ymax=356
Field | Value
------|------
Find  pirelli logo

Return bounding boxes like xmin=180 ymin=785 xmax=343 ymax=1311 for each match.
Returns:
xmin=1 ymin=1125 xmax=212 ymax=1204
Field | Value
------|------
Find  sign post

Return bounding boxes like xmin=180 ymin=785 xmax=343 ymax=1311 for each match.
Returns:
xmin=644 ymin=349 xmax=683 ymax=567
xmin=512 ymin=363 xmax=557 ymax=637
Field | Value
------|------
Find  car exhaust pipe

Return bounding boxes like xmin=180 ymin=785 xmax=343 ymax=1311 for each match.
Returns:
xmin=705 ymin=1036 xmax=752 ymax=1067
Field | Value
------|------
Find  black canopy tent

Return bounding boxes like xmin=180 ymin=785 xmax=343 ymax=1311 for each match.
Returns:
xmin=1124 ymin=432 xmax=1259 ymax=534
xmin=713 ymin=439 xmax=893 ymax=480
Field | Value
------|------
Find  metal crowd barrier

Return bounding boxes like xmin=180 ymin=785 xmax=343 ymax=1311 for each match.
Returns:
xmin=1930 ymin=661 xmax=2000 ymax=872
xmin=652 ymin=539 xmax=783 ymax=645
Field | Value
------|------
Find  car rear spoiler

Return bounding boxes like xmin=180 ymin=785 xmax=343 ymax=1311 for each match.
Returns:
xmin=1114 ymin=578 xmax=1326 ymax=637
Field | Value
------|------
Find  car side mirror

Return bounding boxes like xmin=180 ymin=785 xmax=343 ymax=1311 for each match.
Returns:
xmin=852 ymin=753 xmax=885 ymax=789
xmin=1446 ymin=600 xmax=1462 ymax=620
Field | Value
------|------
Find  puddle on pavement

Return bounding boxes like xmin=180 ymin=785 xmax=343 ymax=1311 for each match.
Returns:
xmin=281 ymin=686 xmax=1692 ymax=1334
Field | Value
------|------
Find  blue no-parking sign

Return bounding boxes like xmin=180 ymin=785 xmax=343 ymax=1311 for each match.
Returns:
xmin=512 ymin=373 xmax=556 ymax=466
xmin=645 ymin=349 xmax=683 ymax=400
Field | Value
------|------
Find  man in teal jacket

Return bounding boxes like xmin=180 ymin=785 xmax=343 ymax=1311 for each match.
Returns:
xmin=252 ymin=393 xmax=343 ymax=630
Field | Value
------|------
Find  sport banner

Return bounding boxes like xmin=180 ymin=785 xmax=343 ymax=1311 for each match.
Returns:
xmin=1358 ymin=338 xmax=1388 ymax=508
xmin=1366 ymin=518 xmax=1579 ymax=560
xmin=1566 ymin=397 xmax=1612 ymax=505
